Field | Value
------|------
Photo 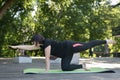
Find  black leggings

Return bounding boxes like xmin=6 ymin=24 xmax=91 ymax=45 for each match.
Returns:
xmin=61 ymin=40 xmax=106 ymax=71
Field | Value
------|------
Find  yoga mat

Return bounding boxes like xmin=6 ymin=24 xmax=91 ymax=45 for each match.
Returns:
xmin=24 ymin=67 xmax=115 ymax=74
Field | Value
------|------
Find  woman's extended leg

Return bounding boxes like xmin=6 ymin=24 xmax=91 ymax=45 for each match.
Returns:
xmin=61 ymin=53 xmax=83 ymax=71
xmin=73 ymin=40 xmax=106 ymax=53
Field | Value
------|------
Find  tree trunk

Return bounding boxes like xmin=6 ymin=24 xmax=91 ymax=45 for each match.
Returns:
xmin=0 ymin=0 xmax=15 ymax=19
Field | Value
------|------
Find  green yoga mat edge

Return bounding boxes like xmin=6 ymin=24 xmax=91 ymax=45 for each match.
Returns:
xmin=23 ymin=67 xmax=115 ymax=74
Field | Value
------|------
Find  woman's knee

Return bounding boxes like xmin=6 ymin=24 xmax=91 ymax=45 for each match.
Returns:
xmin=61 ymin=65 xmax=71 ymax=71
xmin=62 ymin=67 xmax=70 ymax=71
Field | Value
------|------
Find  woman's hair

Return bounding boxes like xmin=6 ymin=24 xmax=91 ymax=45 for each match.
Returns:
xmin=31 ymin=34 xmax=45 ymax=44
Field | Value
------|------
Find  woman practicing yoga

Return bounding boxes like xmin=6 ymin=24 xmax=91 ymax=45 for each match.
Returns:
xmin=10 ymin=34 xmax=116 ymax=71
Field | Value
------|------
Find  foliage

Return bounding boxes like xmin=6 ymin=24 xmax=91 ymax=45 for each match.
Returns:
xmin=0 ymin=0 xmax=120 ymax=57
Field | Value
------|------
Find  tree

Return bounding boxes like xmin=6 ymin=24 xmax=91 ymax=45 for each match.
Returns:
xmin=0 ymin=0 xmax=15 ymax=19
xmin=0 ymin=0 xmax=120 ymax=57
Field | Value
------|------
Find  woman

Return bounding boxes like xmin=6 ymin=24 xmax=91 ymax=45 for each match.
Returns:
xmin=10 ymin=34 xmax=116 ymax=71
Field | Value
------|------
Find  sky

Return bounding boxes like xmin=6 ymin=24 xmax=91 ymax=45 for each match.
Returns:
xmin=110 ymin=0 xmax=120 ymax=5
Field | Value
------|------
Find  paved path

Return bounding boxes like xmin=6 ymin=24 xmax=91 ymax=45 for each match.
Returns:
xmin=0 ymin=57 xmax=120 ymax=80
xmin=80 ymin=57 xmax=120 ymax=69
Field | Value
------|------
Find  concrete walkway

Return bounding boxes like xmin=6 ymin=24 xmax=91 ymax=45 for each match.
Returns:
xmin=0 ymin=57 xmax=120 ymax=80
xmin=80 ymin=57 xmax=120 ymax=69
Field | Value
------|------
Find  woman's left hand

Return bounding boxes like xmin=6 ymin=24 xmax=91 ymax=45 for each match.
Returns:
xmin=9 ymin=46 xmax=18 ymax=49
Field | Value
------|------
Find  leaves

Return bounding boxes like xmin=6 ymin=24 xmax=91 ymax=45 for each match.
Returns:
xmin=0 ymin=0 xmax=120 ymax=57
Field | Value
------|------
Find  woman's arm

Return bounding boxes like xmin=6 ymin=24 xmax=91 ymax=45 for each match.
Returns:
xmin=44 ymin=45 xmax=51 ymax=71
xmin=10 ymin=45 xmax=40 ymax=50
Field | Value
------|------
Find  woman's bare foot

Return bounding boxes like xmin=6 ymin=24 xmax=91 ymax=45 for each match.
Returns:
xmin=106 ymin=39 xmax=116 ymax=44
xmin=82 ymin=62 xmax=90 ymax=71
